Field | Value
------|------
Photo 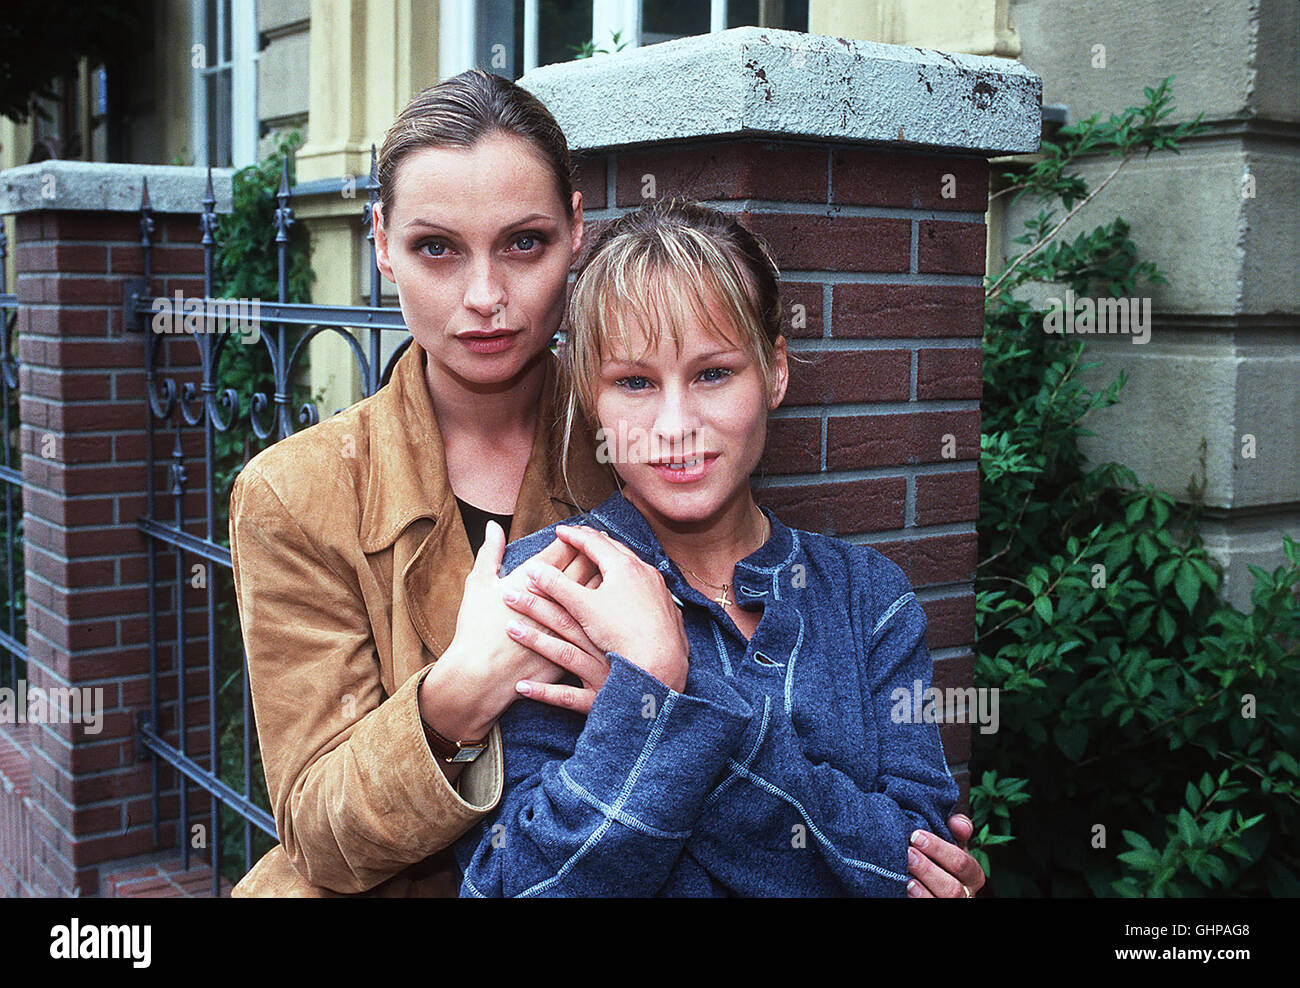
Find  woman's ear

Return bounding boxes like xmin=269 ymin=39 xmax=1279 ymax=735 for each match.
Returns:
xmin=373 ymin=202 xmax=396 ymax=284
xmin=768 ymin=334 xmax=789 ymax=410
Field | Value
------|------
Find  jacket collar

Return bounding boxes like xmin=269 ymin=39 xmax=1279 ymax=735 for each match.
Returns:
xmin=359 ymin=339 xmax=611 ymax=553
xmin=583 ymin=487 xmax=797 ymax=583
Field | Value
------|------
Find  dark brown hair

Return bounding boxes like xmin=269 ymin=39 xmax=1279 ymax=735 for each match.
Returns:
xmin=377 ymin=68 xmax=575 ymax=219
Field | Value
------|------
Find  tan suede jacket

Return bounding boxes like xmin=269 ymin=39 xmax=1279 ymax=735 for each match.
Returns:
xmin=228 ymin=339 xmax=612 ymax=897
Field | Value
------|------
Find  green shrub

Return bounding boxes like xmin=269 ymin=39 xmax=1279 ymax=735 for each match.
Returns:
xmin=971 ymin=79 xmax=1300 ymax=897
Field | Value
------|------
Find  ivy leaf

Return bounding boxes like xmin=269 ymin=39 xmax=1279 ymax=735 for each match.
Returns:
xmin=1153 ymin=557 xmax=1180 ymax=593
xmin=1124 ymin=497 xmax=1147 ymax=527
xmin=1173 ymin=561 xmax=1200 ymax=613
xmin=1136 ymin=533 xmax=1158 ymax=567
xmin=1156 ymin=607 xmax=1177 ymax=645
xmin=1189 ymin=557 xmax=1220 ymax=590
xmin=1104 ymin=535 xmax=1134 ymax=573
xmin=1127 ymin=604 xmax=1155 ymax=641
xmin=1152 ymin=497 xmax=1171 ymax=528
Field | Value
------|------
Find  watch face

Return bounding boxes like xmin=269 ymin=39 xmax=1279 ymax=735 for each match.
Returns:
xmin=450 ymin=745 xmax=486 ymax=764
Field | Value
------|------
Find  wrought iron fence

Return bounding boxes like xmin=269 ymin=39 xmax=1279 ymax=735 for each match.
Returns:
xmin=127 ymin=151 xmax=411 ymax=895
xmin=0 ymin=227 xmax=26 ymax=699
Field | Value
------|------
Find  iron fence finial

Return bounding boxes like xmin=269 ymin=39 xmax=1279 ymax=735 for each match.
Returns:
xmin=364 ymin=144 xmax=379 ymax=242
xmin=200 ymin=167 xmax=219 ymax=247
xmin=139 ymin=177 xmax=155 ymax=249
xmin=274 ymin=158 xmax=295 ymax=246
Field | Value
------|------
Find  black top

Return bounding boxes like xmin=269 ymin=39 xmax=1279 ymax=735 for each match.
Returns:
xmin=455 ymin=496 xmax=513 ymax=557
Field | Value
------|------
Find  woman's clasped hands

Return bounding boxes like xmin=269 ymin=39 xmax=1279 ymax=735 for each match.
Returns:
xmin=504 ymin=523 xmax=691 ymax=711
xmin=419 ymin=520 xmax=609 ymax=743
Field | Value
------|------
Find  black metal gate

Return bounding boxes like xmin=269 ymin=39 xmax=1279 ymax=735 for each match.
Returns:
xmin=0 ymin=229 xmax=27 ymax=699
xmin=127 ymin=152 xmax=411 ymax=895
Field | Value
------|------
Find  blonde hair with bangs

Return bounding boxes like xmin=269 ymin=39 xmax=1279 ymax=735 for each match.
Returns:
xmin=561 ymin=196 xmax=784 ymax=499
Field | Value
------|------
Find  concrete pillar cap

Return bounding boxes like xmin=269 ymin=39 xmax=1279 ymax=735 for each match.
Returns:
xmin=0 ymin=162 xmax=234 ymax=215
xmin=519 ymin=26 xmax=1041 ymax=155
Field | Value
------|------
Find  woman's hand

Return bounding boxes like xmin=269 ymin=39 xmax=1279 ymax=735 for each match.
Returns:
xmin=417 ymin=521 xmax=605 ymax=749
xmin=905 ymin=814 xmax=988 ymax=898
xmin=501 ymin=580 xmax=612 ymax=715
xmin=511 ymin=523 xmax=690 ymax=703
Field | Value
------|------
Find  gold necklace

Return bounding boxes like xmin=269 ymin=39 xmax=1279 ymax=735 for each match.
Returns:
xmin=685 ymin=508 xmax=771 ymax=609
xmin=687 ymin=569 xmax=733 ymax=607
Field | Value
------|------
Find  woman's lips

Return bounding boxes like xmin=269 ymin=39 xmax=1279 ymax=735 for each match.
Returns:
xmin=456 ymin=330 xmax=520 ymax=354
xmin=649 ymin=454 xmax=718 ymax=484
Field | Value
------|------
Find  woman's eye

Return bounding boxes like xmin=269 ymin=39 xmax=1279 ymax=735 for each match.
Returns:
xmin=700 ymin=367 xmax=733 ymax=383
xmin=615 ymin=376 xmax=651 ymax=391
xmin=511 ymin=233 xmax=546 ymax=253
xmin=419 ymin=240 xmax=448 ymax=258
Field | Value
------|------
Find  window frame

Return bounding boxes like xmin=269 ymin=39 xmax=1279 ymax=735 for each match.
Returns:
xmin=438 ymin=0 xmax=802 ymax=81
xmin=190 ymin=0 xmax=258 ymax=169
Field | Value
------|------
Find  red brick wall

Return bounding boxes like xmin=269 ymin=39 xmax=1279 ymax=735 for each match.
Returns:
xmin=11 ymin=209 xmax=214 ymax=896
xmin=0 ymin=139 xmax=986 ymax=897
xmin=572 ymin=139 xmax=985 ymax=809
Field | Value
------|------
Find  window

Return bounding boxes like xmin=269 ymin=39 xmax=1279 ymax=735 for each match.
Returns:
xmin=439 ymin=0 xmax=807 ymax=80
xmin=724 ymin=0 xmax=809 ymax=33
xmin=641 ymin=0 xmax=810 ymax=46
xmin=641 ymin=0 xmax=710 ymax=46
xmin=192 ymin=0 xmax=257 ymax=168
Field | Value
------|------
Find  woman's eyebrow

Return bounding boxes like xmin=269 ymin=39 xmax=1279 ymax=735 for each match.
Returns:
xmin=602 ymin=348 xmax=741 ymax=370
xmin=403 ymin=213 xmax=557 ymax=233
xmin=692 ymin=348 xmax=744 ymax=362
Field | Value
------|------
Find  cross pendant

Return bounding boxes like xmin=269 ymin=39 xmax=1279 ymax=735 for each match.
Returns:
xmin=714 ymin=586 xmax=731 ymax=607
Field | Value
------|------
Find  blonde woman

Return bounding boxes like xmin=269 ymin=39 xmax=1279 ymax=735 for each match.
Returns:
xmin=454 ymin=197 xmax=965 ymax=897
xmin=230 ymin=71 xmax=982 ymax=898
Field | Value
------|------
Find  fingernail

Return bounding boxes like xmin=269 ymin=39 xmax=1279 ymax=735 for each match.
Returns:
xmin=515 ymin=681 xmax=532 ymax=696
xmin=907 ymin=847 xmax=922 ymax=867
xmin=906 ymin=880 xmax=920 ymax=897
xmin=501 ymin=588 xmax=518 ymax=603
xmin=506 ymin=620 xmax=525 ymax=636
xmin=910 ymin=831 xmax=927 ymax=848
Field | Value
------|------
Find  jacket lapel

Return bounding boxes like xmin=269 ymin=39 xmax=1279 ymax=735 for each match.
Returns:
xmin=358 ymin=339 xmax=452 ymax=553
xmin=401 ymin=517 xmax=469 ymax=661
xmin=366 ymin=339 xmax=615 ymax=663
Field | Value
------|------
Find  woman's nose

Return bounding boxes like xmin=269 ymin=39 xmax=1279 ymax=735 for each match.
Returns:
xmin=462 ymin=258 xmax=507 ymax=318
xmin=651 ymin=389 xmax=702 ymax=458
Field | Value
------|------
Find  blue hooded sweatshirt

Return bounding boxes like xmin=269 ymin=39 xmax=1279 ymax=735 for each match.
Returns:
xmin=454 ymin=488 xmax=959 ymax=896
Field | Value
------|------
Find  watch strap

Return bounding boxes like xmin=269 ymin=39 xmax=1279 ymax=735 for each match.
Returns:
xmin=420 ymin=716 xmax=489 ymax=763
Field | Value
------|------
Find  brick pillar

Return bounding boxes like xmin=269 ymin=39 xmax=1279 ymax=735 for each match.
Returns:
xmin=570 ymin=139 xmax=986 ymax=806
xmin=526 ymin=27 xmax=1042 ymax=814
xmin=0 ymin=162 xmax=231 ymax=895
